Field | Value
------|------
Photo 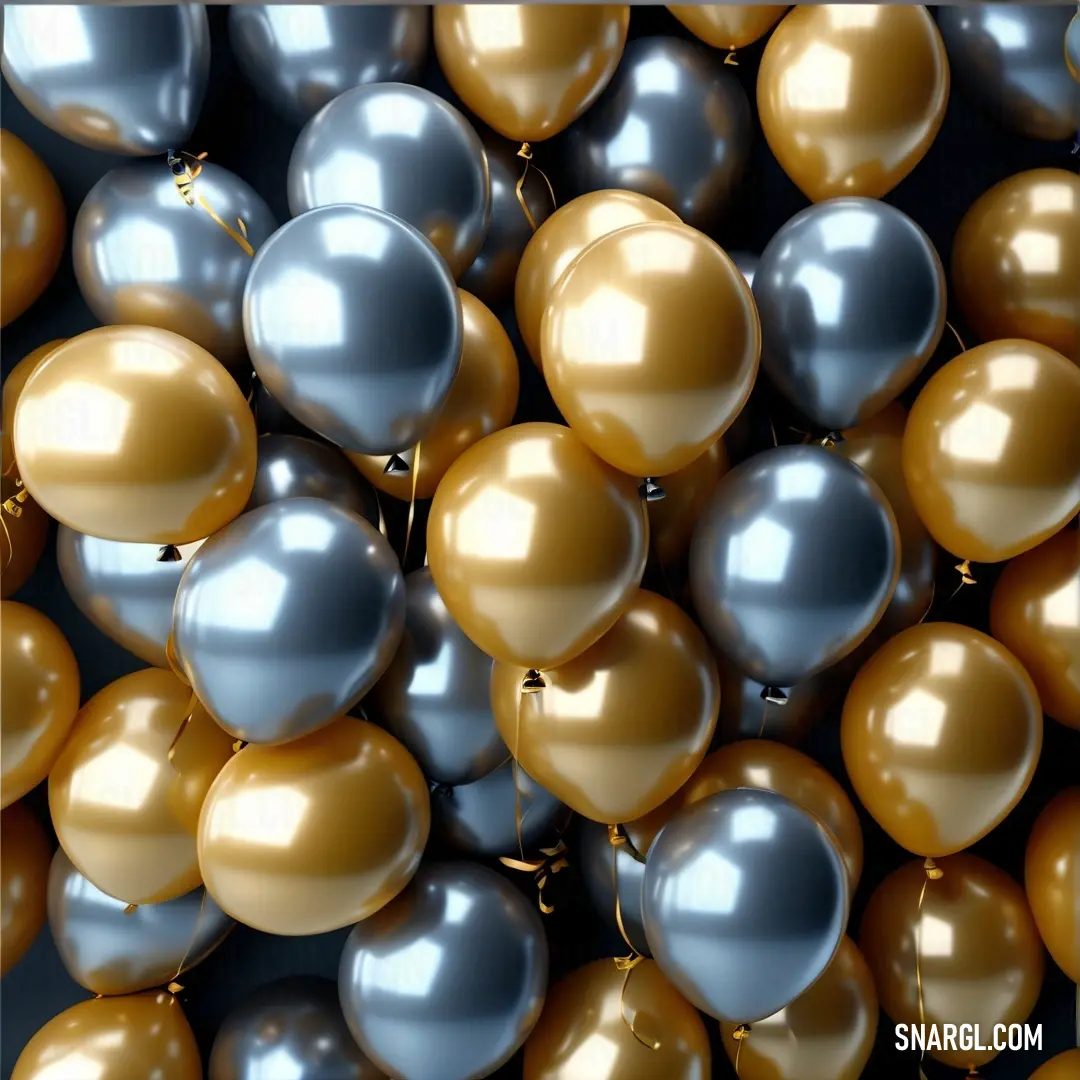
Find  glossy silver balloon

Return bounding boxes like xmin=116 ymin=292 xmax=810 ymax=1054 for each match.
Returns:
xmin=48 ymin=849 xmax=232 ymax=997
xmin=938 ymin=4 xmax=1080 ymax=142
xmin=563 ymin=36 xmax=751 ymax=230
xmin=1068 ymin=12 xmax=1080 ymax=85
xmin=729 ymin=251 xmax=758 ymax=290
xmin=73 ymin=161 xmax=277 ymax=374
xmin=753 ymin=199 xmax=946 ymax=432
xmin=579 ymin=819 xmax=650 ymax=957
xmin=228 ymin=5 xmax=429 ymax=128
xmin=288 ymin=83 xmax=491 ymax=279
xmin=251 ymin=380 xmax=320 ymax=440
xmin=243 ymin=204 xmax=462 ymax=455
xmin=172 ymin=498 xmax=405 ymax=745
xmin=1 ymin=5 xmax=210 ymax=155
xmin=643 ymin=787 xmax=848 ymax=1023
xmin=689 ymin=446 xmax=899 ymax=688
xmin=339 ymin=862 xmax=548 ymax=1080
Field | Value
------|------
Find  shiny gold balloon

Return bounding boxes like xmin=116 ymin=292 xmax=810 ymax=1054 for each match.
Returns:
xmin=427 ymin=422 xmax=648 ymax=669
xmin=349 ymin=291 xmax=519 ymax=500
xmin=1 ymin=131 xmax=65 ymax=329
xmin=991 ymin=529 xmax=1080 ymax=730
xmin=648 ymin=440 xmax=729 ymax=568
xmin=1 ymin=801 xmax=51 ymax=976
xmin=842 ymin=622 xmax=1042 ymax=858
xmin=1031 ymin=1050 xmax=1080 ymax=1080
xmin=668 ymin=5 xmax=788 ymax=50
xmin=524 ymin=957 xmax=711 ymax=1080
xmin=953 ymin=169 xmax=1080 ymax=365
xmin=491 ymin=589 xmax=718 ymax=824
xmin=542 ymin=221 xmax=760 ymax=478
xmin=515 ymin=190 xmax=680 ymax=370
xmin=14 ymin=325 xmax=258 ymax=546
xmin=49 ymin=668 xmax=234 ymax=905
xmin=903 ymin=340 xmax=1080 ymax=564
xmin=1 ymin=602 xmax=80 ymax=808
xmin=1 ymin=475 xmax=49 ymax=599
xmin=757 ymin=5 xmax=949 ymax=202
xmin=860 ymin=853 xmax=1045 ymax=1071
xmin=3 ymin=340 xmax=66 ymax=475
xmin=198 ymin=717 xmax=429 ymax=935
xmin=719 ymin=936 xmax=877 ymax=1080
xmin=434 ymin=5 xmax=630 ymax=143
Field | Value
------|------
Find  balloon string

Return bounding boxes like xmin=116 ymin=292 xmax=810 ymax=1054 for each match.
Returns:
xmin=196 ymin=194 xmax=254 ymax=257
xmin=915 ymin=858 xmax=944 ymax=1074
xmin=733 ymin=1024 xmax=751 ymax=1074
xmin=402 ymin=442 xmax=421 ymax=567
xmin=498 ymin=839 xmax=568 ymax=915
xmin=515 ymin=143 xmax=557 ymax=232
xmin=166 ymin=150 xmax=254 ymax=257
xmin=944 ymin=320 xmax=966 ymax=355
xmin=167 ymin=692 xmax=199 ymax=766
xmin=167 ymin=887 xmax=209 ymax=995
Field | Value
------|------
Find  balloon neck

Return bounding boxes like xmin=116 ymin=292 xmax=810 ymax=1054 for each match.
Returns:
xmin=157 ymin=544 xmax=183 ymax=563
xmin=608 ymin=824 xmax=626 ymax=847
xmin=522 ymin=669 xmax=546 ymax=693
xmin=383 ymin=454 xmax=410 ymax=475
xmin=760 ymin=686 xmax=789 ymax=706
xmin=232 ymin=739 xmax=246 ymax=754
xmin=516 ymin=142 xmax=534 ymax=162
xmin=923 ymin=857 xmax=943 ymax=881
xmin=954 ymin=560 xmax=976 ymax=587
xmin=123 ymin=904 xmax=138 ymax=916
xmin=724 ymin=51 xmax=739 ymax=66
xmin=820 ymin=432 xmax=843 ymax=448
xmin=638 ymin=477 xmax=666 ymax=502
xmin=733 ymin=1024 xmax=752 ymax=1040
xmin=167 ymin=981 xmax=184 ymax=995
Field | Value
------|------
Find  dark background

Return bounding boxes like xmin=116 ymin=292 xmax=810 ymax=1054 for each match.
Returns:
xmin=2 ymin=5 xmax=1078 ymax=1078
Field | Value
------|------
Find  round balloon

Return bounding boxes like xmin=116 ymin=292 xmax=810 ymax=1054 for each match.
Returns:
xmin=578 ymin=818 xmax=649 ymax=957
xmin=0 ymin=476 xmax=49 ymax=599
xmin=1069 ymin=11 xmax=1080 ymax=81
xmin=0 ymin=802 xmax=51 ymax=976
xmin=668 ymin=5 xmax=787 ymax=50
xmin=648 ymin=440 xmax=729 ymax=569
xmin=1032 ymin=1051 xmax=1080 ymax=1080
xmin=3 ymin=340 xmax=66 ymax=475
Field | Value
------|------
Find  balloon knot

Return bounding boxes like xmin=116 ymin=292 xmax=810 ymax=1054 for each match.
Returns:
xmin=157 ymin=544 xmax=183 ymax=563
xmin=123 ymin=904 xmax=138 ymax=915
xmin=724 ymin=51 xmax=739 ymax=66
xmin=760 ymin=686 xmax=789 ymax=706
xmin=608 ymin=824 xmax=627 ymax=847
xmin=517 ymin=142 xmax=534 ymax=161
xmin=954 ymin=560 xmax=976 ymax=586
xmin=821 ymin=432 xmax=843 ymax=448
xmin=384 ymin=454 xmax=410 ymax=475
xmin=638 ymin=477 xmax=666 ymax=502
xmin=167 ymin=981 xmax=184 ymax=995
xmin=733 ymin=1024 xmax=752 ymax=1040
xmin=232 ymin=739 xmax=246 ymax=754
xmin=2 ymin=485 xmax=29 ymax=517
xmin=923 ymin=857 xmax=943 ymax=881
xmin=522 ymin=669 xmax=546 ymax=693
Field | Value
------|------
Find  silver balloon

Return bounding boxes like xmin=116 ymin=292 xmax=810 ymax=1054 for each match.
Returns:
xmin=48 ymin=849 xmax=232 ymax=998
xmin=689 ymin=446 xmax=899 ymax=688
xmin=252 ymin=380 xmax=320 ymax=440
xmin=1 ymin=5 xmax=210 ymax=155
xmin=73 ymin=161 xmax=277 ymax=374
xmin=642 ymin=787 xmax=849 ymax=1023
xmin=228 ymin=5 xmax=430 ymax=128
xmin=172 ymin=498 xmax=405 ymax=745
xmin=288 ymin=83 xmax=491 ymax=279
xmin=1069 ymin=13 xmax=1080 ymax=86
xmin=753 ymin=198 xmax=946 ymax=432
xmin=729 ymin=251 xmax=758 ymax=290
xmin=243 ymin=204 xmax=462 ymax=455
xmin=579 ymin=819 xmax=649 ymax=957
xmin=563 ymin=36 xmax=751 ymax=230
xmin=938 ymin=4 xmax=1080 ymax=142
xmin=339 ymin=862 xmax=548 ymax=1080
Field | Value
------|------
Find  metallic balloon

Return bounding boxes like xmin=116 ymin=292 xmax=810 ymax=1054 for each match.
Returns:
xmin=251 ymin=380 xmax=321 ymax=440
xmin=689 ymin=445 xmax=900 ymax=687
xmin=1 ymin=802 xmax=50 ymax=977
xmin=0 ymin=476 xmax=47 ymax=600
xmin=564 ymin=36 xmax=751 ymax=230
xmin=339 ymin=862 xmax=548 ymax=1080
xmin=48 ymin=849 xmax=232 ymax=997
xmin=667 ymin=5 xmax=787 ymax=51
xmin=1069 ymin=11 xmax=1080 ymax=82
xmin=244 ymin=204 xmax=462 ymax=455
xmin=578 ymin=818 xmax=649 ymax=957
xmin=1 ymin=6 xmax=210 ymax=155
xmin=938 ymin=4 xmax=1080 ymax=142
xmin=642 ymin=787 xmax=849 ymax=1023
xmin=2 ymin=340 xmax=65 ymax=476
xmin=754 ymin=198 xmax=945 ymax=431
xmin=1033 ymin=1051 xmax=1080 ymax=1080
xmin=228 ymin=5 xmax=429 ymax=127
xmin=288 ymin=83 xmax=491 ymax=279
xmin=173 ymin=499 xmax=405 ymax=745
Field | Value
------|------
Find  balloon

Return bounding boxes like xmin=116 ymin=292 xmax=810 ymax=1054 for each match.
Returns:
xmin=198 ymin=717 xmax=429 ymax=935
xmin=0 ymin=131 xmax=64 ymax=328
xmin=647 ymin=440 xmax=729 ymax=568
xmin=515 ymin=189 xmax=680 ymax=370
xmin=757 ymin=5 xmax=948 ymax=202
xmin=348 ymin=290 xmax=520 ymax=500
xmin=902 ymin=339 xmax=1080 ymax=563
xmin=1 ymin=602 xmax=80 ymax=808
xmin=952 ymin=168 xmax=1080 ymax=364
xmin=524 ymin=957 xmax=710 ymax=1080
xmin=643 ymin=788 xmax=849 ymax=1023
xmin=339 ymin=862 xmax=548 ymax=1080
xmin=668 ymin=5 xmax=787 ymax=51
xmin=48 ymin=848 xmax=232 ymax=997
xmin=433 ymin=5 xmax=630 ymax=143
xmin=2 ymin=340 xmax=66 ymax=475
xmin=1 ymin=476 xmax=49 ymax=599
xmin=842 ymin=622 xmax=1042 ymax=858
xmin=578 ymin=819 xmax=650 ymax=956
xmin=14 ymin=325 xmax=258 ymax=545
xmin=288 ymin=84 xmax=491 ymax=279
xmin=427 ymin=423 xmax=648 ymax=669
xmin=1031 ymin=1051 xmax=1080 ymax=1080
xmin=1 ymin=6 xmax=210 ymax=155
xmin=938 ymin=4 xmax=1080 ymax=142
xmin=754 ymin=199 xmax=946 ymax=431
xmin=243 ymin=204 xmax=462 ymax=455
xmin=860 ymin=853 xmax=1044 ymax=1070
xmin=543 ymin=221 xmax=761 ymax=478
xmin=228 ymin=4 xmax=429 ymax=127
xmin=0 ymin=802 xmax=50 ymax=976
xmin=689 ymin=445 xmax=900 ymax=687
xmin=1069 ymin=12 xmax=1080 ymax=82
xmin=251 ymin=379 xmax=321 ymax=440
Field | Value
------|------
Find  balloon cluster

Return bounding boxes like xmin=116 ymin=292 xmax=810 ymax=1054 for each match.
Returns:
xmin=2 ymin=5 xmax=1079 ymax=1080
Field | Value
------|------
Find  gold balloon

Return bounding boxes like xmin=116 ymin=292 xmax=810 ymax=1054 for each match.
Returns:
xmin=14 ymin=325 xmax=258 ymax=545
xmin=953 ymin=169 xmax=1080 ymax=365
xmin=648 ymin=440 xmax=729 ymax=568
xmin=434 ymin=5 xmax=630 ymax=143
xmin=198 ymin=717 xmax=429 ymax=935
xmin=491 ymin=589 xmax=718 ymax=823
xmin=1 ymin=601 xmax=80 ymax=808
xmin=1 ymin=475 xmax=49 ymax=599
xmin=523 ymin=957 xmax=711 ymax=1080
xmin=757 ymin=5 xmax=949 ymax=202
xmin=542 ymin=221 xmax=760 ymax=478
xmin=3 ymin=340 xmax=66 ymax=475
xmin=1 ymin=131 xmax=65 ymax=329
xmin=860 ymin=853 xmax=1045 ymax=1071
xmin=49 ymin=668 xmax=234 ymax=905
xmin=902 ymin=340 xmax=1080 ymax=564
xmin=1 ymin=801 xmax=51 ymax=976
xmin=1031 ymin=1050 xmax=1080 ymax=1080
xmin=842 ymin=622 xmax=1042 ymax=859
xmin=668 ymin=5 xmax=788 ymax=50
xmin=427 ymin=422 xmax=648 ymax=669
xmin=348 ymin=291 xmax=519 ymax=500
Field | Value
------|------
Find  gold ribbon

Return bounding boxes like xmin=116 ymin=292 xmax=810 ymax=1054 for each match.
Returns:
xmin=945 ymin=320 xmax=966 ymax=355
xmin=0 ymin=470 xmax=25 ymax=573
xmin=500 ymin=840 xmax=568 ymax=915
xmin=164 ymin=633 xmax=189 ymax=686
xmin=515 ymin=143 xmax=557 ymax=232
xmin=402 ymin=442 xmax=421 ymax=567
xmin=733 ymin=1023 xmax=752 ymax=1074
xmin=168 ymin=150 xmax=254 ymax=257
xmin=166 ymin=887 xmax=209 ymax=995
xmin=167 ymin=691 xmax=200 ymax=765
xmin=915 ymin=857 xmax=944 ymax=1076
xmin=724 ymin=51 xmax=739 ymax=66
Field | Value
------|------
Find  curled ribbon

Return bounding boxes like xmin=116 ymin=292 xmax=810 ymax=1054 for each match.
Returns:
xmin=915 ymin=857 xmax=944 ymax=1077
xmin=949 ymin=559 xmax=977 ymax=602
xmin=167 ymin=150 xmax=254 ymax=257
xmin=499 ymin=841 xmax=568 ymax=915
xmin=514 ymin=143 xmax=556 ymax=232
